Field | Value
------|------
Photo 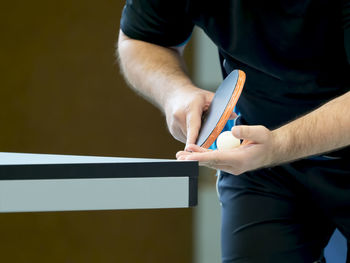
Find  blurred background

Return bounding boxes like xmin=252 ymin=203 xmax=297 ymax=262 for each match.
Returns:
xmin=0 ymin=1 xmax=222 ymax=262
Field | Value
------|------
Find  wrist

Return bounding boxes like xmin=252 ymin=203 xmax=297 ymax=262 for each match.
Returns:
xmin=269 ymin=127 xmax=292 ymax=166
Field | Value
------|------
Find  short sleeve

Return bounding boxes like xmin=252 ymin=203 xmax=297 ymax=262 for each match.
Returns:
xmin=120 ymin=0 xmax=194 ymax=47
xmin=343 ymin=0 xmax=350 ymax=64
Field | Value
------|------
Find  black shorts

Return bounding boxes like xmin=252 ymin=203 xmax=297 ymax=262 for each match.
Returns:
xmin=217 ymin=157 xmax=350 ymax=263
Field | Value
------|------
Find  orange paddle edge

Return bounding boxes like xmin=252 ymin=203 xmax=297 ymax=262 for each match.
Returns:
xmin=201 ymin=70 xmax=246 ymax=148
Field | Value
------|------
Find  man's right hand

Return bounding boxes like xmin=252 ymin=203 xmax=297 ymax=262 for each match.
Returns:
xmin=164 ymin=87 xmax=214 ymax=147
xmin=118 ymin=30 xmax=215 ymax=147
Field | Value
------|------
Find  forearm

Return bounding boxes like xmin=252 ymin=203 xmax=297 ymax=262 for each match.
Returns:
xmin=176 ymin=91 xmax=350 ymax=175
xmin=117 ymin=30 xmax=197 ymax=111
xmin=272 ymin=91 xmax=350 ymax=163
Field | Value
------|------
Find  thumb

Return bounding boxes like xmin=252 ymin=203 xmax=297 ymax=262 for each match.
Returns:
xmin=231 ymin=125 xmax=269 ymax=144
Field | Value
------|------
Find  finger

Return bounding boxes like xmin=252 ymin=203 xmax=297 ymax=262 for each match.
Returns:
xmin=184 ymin=143 xmax=211 ymax=153
xmin=229 ymin=111 xmax=238 ymax=120
xmin=231 ymin=125 xmax=270 ymax=144
xmin=178 ymin=144 xmax=211 ymax=160
xmin=185 ymin=109 xmax=202 ymax=147
xmin=176 ymin=150 xmax=192 ymax=159
xmin=180 ymin=150 xmax=229 ymax=166
xmin=186 ymin=146 xmax=248 ymax=161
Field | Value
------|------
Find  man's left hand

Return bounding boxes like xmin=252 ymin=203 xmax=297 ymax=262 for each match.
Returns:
xmin=176 ymin=125 xmax=278 ymax=175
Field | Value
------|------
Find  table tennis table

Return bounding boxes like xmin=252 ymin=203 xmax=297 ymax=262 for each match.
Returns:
xmin=0 ymin=152 xmax=198 ymax=213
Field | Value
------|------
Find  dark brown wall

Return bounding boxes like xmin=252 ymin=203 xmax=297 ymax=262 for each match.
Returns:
xmin=0 ymin=1 xmax=193 ymax=262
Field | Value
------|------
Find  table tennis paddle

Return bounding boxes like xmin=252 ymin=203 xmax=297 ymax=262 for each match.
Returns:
xmin=195 ymin=69 xmax=246 ymax=148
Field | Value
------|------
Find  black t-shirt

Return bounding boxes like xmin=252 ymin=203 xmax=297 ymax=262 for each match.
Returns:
xmin=120 ymin=0 xmax=350 ymax=155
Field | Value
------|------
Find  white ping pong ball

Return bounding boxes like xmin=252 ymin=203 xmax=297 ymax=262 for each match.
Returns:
xmin=217 ymin=131 xmax=241 ymax=150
